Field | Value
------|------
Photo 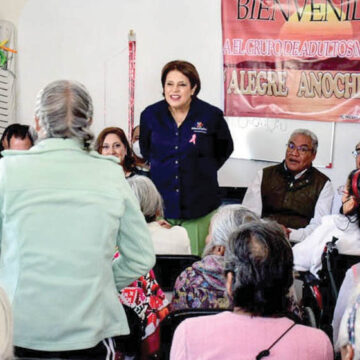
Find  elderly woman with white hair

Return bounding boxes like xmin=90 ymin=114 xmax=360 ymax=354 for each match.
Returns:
xmin=127 ymin=175 xmax=191 ymax=254
xmin=170 ymin=205 xmax=259 ymax=311
xmin=0 ymin=80 xmax=155 ymax=359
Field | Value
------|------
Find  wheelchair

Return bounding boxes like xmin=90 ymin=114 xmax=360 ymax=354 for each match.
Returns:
xmin=298 ymin=236 xmax=360 ymax=340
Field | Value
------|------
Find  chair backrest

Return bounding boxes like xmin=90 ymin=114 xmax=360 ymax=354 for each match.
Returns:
xmin=219 ymin=186 xmax=247 ymax=205
xmin=160 ymin=308 xmax=227 ymax=360
xmin=153 ymin=254 xmax=201 ymax=292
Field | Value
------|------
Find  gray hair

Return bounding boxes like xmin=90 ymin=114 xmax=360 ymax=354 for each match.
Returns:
xmin=202 ymin=204 xmax=260 ymax=257
xmin=127 ymin=175 xmax=164 ymax=222
xmin=224 ymin=220 xmax=293 ymax=315
xmin=28 ymin=126 xmax=38 ymax=144
xmin=34 ymin=80 xmax=94 ymax=149
xmin=290 ymin=128 xmax=318 ymax=153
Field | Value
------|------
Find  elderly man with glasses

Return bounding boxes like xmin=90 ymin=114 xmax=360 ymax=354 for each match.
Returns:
xmin=242 ymin=129 xmax=333 ymax=242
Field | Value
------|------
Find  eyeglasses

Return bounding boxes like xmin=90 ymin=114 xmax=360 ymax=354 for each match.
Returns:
xmin=352 ymin=148 xmax=360 ymax=158
xmin=286 ymin=142 xmax=313 ymax=154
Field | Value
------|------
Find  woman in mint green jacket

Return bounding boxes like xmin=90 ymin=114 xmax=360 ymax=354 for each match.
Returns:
xmin=0 ymin=80 xmax=155 ymax=359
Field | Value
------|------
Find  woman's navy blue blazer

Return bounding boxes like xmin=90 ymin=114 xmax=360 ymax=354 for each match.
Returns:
xmin=140 ymin=97 xmax=233 ymax=220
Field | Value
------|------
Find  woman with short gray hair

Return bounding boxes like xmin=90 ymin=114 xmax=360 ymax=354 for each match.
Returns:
xmin=127 ymin=175 xmax=164 ymax=222
xmin=202 ymin=204 xmax=260 ymax=257
xmin=171 ymin=205 xmax=259 ymax=311
xmin=127 ymin=175 xmax=191 ymax=254
xmin=0 ymin=80 xmax=155 ymax=359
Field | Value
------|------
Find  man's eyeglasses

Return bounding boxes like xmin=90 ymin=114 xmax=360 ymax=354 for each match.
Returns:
xmin=286 ymin=142 xmax=313 ymax=154
xmin=352 ymin=148 xmax=360 ymax=158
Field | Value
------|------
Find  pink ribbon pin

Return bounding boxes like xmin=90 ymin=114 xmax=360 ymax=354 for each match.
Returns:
xmin=189 ymin=134 xmax=197 ymax=145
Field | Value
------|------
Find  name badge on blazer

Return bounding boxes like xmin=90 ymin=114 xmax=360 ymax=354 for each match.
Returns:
xmin=191 ymin=121 xmax=207 ymax=134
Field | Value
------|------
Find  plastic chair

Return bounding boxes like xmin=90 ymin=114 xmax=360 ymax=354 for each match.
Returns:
xmin=153 ymin=254 xmax=201 ymax=292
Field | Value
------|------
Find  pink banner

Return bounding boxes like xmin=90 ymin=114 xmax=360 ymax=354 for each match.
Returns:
xmin=222 ymin=0 xmax=360 ymax=122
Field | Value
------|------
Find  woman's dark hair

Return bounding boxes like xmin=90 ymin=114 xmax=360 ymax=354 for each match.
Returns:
xmin=131 ymin=125 xmax=139 ymax=142
xmin=161 ymin=60 xmax=201 ymax=97
xmin=130 ymin=125 xmax=146 ymax=167
xmin=224 ymin=220 xmax=293 ymax=317
xmin=0 ymin=123 xmax=36 ymax=152
xmin=95 ymin=127 xmax=135 ymax=174
xmin=344 ymin=169 xmax=360 ymax=226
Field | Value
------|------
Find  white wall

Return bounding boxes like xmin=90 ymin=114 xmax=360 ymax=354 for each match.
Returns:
xmin=17 ymin=0 xmax=223 ymax=134
xmin=0 ymin=0 xmax=28 ymax=26
xmin=8 ymin=0 xmax=360 ymax=190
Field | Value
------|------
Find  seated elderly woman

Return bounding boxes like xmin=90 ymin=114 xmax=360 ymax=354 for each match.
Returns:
xmin=171 ymin=205 xmax=259 ymax=311
xmin=170 ymin=221 xmax=333 ymax=360
xmin=336 ymin=284 xmax=360 ymax=360
xmin=127 ymin=175 xmax=191 ymax=254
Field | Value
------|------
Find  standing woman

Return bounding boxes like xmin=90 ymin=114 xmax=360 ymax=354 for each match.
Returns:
xmin=0 ymin=80 xmax=154 ymax=359
xmin=140 ymin=60 xmax=233 ymax=255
